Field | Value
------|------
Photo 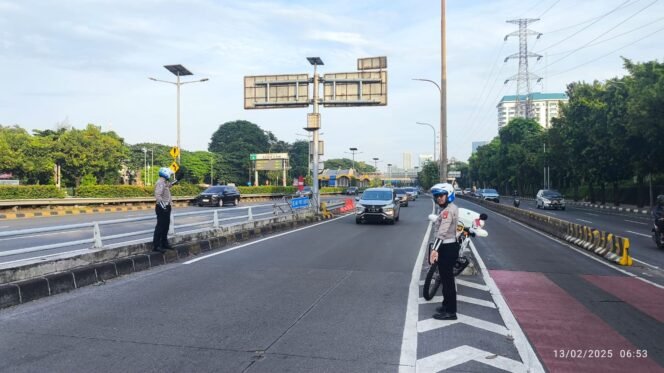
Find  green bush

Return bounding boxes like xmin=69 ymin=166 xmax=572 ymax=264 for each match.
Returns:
xmin=76 ymin=185 xmax=152 ymax=198
xmin=171 ymin=184 xmax=204 ymax=196
xmin=0 ymin=185 xmax=66 ymax=199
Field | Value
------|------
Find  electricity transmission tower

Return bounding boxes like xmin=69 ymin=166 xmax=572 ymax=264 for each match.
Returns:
xmin=504 ymin=18 xmax=542 ymax=119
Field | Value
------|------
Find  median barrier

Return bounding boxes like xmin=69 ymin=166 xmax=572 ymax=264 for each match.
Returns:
xmin=0 ymin=209 xmax=319 ymax=309
xmin=458 ymin=195 xmax=632 ymax=266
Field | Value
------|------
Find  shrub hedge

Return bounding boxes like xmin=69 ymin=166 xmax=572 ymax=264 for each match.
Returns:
xmin=0 ymin=185 xmax=66 ymax=200
xmin=76 ymin=184 xmax=205 ymax=198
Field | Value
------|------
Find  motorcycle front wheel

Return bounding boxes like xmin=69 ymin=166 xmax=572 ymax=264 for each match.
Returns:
xmin=423 ymin=263 xmax=441 ymax=301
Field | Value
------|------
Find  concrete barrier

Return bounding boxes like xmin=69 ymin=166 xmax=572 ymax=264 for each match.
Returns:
xmin=0 ymin=210 xmax=320 ymax=309
xmin=458 ymin=195 xmax=632 ymax=266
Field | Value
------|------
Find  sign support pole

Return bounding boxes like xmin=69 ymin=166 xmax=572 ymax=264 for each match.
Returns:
xmin=312 ymin=64 xmax=320 ymax=214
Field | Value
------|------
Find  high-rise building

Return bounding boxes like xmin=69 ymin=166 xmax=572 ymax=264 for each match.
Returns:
xmin=403 ymin=152 xmax=412 ymax=170
xmin=497 ymin=92 xmax=568 ymax=129
xmin=472 ymin=141 xmax=488 ymax=153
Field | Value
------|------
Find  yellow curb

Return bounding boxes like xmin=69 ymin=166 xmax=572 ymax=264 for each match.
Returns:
xmin=0 ymin=202 xmax=191 ymax=220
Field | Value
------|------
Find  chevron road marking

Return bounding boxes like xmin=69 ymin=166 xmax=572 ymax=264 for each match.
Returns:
xmin=416 ymin=345 xmax=527 ymax=373
xmin=418 ymin=314 xmax=509 ymax=336
xmin=419 ymin=295 xmax=496 ymax=309
xmin=456 ymin=279 xmax=490 ymax=291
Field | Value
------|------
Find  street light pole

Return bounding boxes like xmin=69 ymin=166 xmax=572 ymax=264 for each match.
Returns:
xmin=372 ymin=157 xmax=380 ymax=170
xmin=416 ymin=122 xmax=436 ymax=164
xmin=413 ymin=77 xmax=446 ymax=182
xmin=149 ymin=65 xmax=209 ymax=165
xmin=387 ymin=163 xmax=392 ymax=185
xmin=141 ymin=147 xmax=147 ymax=186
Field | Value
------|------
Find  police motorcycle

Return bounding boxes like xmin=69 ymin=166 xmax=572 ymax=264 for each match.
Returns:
xmin=422 ymin=207 xmax=488 ymax=301
xmin=652 ymin=195 xmax=664 ymax=249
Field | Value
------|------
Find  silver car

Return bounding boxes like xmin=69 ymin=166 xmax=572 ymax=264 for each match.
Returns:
xmin=536 ymin=189 xmax=566 ymax=210
xmin=355 ymin=187 xmax=401 ymax=224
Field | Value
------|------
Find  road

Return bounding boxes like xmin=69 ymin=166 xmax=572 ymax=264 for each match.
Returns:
xmin=489 ymin=196 xmax=662 ymax=270
xmin=0 ymin=196 xmax=662 ymax=372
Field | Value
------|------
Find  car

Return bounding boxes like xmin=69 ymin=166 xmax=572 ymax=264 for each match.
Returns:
xmin=345 ymin=186 xmax=359 ymax=195
xmin=463 ymin=188 xmax=471 ymax=195
xmin=197 ymin=185 xmax=241 ymax=207
xmin=536 ymin=189 xmax=566 ymax=210
xmin=355 ymin=187 xmax=401 ymax=224
xmin=295 ymin=186 xmax=313 ymax=199
xmin=393 ymin=188 xmax=409 ymax=207
xmin=480 ymin=188 xmax=500 ymax=203
xmin=404 ymin=187 xmax=418 ymax=200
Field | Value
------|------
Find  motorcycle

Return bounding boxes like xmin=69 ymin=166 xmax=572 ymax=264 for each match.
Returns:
xmin=423 ymin=208 xmax=488 ymax=301
xmin=653 ymin=217 xmax=664 ymax=249
xmin=512 ymin=191 xmax=520 ymax=208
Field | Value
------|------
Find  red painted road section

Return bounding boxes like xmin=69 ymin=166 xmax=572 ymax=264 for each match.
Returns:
xmin=491 ymin=270 xmax=662 ymax=373
xmin=582 ymin=275 xmax=664 ymax=323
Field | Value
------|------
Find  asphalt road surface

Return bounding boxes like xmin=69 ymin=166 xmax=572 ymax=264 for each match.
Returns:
xmin=0 ymin=196 xmax=661 ymax=372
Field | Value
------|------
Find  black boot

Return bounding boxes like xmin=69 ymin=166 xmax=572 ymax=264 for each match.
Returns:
xmin=433 ymin=312 xmax=457 ymax=320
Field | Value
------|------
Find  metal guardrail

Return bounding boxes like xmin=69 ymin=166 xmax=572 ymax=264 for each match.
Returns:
xmin=0 ymin=202 xmax=311 ymax=258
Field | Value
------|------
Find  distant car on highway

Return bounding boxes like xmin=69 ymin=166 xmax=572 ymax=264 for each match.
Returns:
xmin=394 ymin=188 xmax=409 ymax=207
xmin=345 ymin=186 xmax=359 ymax=195
xmin=197 ymin=185 xmax=241 ymax=207
xmin=463 ymin=188 xmax=471 ymax=195
xmin=480 ymin=188 xmax=500 ymax=203
xmin=295 ymin=186 xmax=313 ymax=199
xmin=536 ymin=189 xmax=566 ymax=210
xmin=355 ymin=187 xmax=401 ymax=224
xmin=404 ymin=187 xmax=418 ymax=200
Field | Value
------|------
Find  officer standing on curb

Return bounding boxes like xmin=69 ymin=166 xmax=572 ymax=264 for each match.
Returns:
xmin=153 ymin=167 xmax=177 ymax=253
xmin=428 ymin=183 xmax=460 ymax=320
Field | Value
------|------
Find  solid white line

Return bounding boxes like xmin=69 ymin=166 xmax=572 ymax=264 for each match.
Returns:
xmin=183 ymin=214 xmax=350 ymax=264
xmin=626 ymin=230 xmax=652 ymax=238
xmin=417 ymin=345 xmax=527 ymax=373
xmin=398 ymin=205 xmax=434 ymax=373
xmin=472 ymin=202 xmax=664 ymax=290
xmin=456 ymin=279 xmax=490 ymax=291
xmin=624 ymin=219 xmax=648 ymax=225
xmin=576 ymin=218 xmax=593 ymax=224
xmin=468 ymin=239 xmax=545 ymax=373
xmin=418 ymin=314 xmax=508 ymax=335
xmin=419 ymin=295 xmax=496 ymax=309
xmin=585 ymin=212 xmax=600 ymax=217
xmin=632 ymin=258 xmax=661 ymax=270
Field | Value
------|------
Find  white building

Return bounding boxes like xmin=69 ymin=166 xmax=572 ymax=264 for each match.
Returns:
xmin=497 ymin=92 xmax=568 ymax=129
xmin=403 ymin=152 xmax=412 ymax=170
xmin=419 ymin=154 xmax=433 ymax=166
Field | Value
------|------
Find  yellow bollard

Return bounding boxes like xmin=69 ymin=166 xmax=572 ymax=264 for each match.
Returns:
xmin=617 ymin=237 xmax=633 ymax=266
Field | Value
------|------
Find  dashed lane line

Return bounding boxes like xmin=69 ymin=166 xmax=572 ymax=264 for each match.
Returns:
xmin=626 ymin=230 xmax=652 ymax=238
xmin=625 ymin=219 xmax=648 ymax=225
xmin=576 ymin=218 xmax=593 ymax=224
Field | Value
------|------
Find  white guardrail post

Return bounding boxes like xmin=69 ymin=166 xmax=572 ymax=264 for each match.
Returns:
xmin=248 ymin=207 xmax=254 ymax=221
xmin=169 ymin=211 xmax=175 ymax=235
xmin=213 ymin=210 xmax=220 ymax=228
xmin=93 ymin=223 xmax=103 ymax=248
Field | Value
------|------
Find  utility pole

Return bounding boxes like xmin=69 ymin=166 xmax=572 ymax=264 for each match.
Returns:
xmin=441 ymin=0 xmax=448 ymax=183
xmin=504 ymin=19 xmax=542 ymax=119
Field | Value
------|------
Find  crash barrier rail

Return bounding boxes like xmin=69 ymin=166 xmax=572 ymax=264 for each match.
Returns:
xmin=0 ymin=202 xmax=313 ymax=259
xmin=319 ymin=198 xmax=355 ymax=218
xmin=458 ymin=195 xmax=632 ymax=266
xmin=491 ymin=194 xmax=650 ymax=215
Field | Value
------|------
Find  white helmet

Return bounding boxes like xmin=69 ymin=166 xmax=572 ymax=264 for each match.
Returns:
xmin=158 ymin=167 xmax=173 ymax=179
xmin=430 ymin=183 xmax=455 ymax=203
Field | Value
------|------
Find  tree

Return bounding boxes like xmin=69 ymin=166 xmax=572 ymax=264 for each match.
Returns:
xmin=209 ymin=120 xmax=269 ymax=185
xmin=418 ymin=161 xmax=439 ymax=190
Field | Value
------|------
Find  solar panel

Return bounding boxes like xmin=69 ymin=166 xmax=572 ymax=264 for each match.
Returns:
xmin=163 ymin=65 xmax=193 ymax=76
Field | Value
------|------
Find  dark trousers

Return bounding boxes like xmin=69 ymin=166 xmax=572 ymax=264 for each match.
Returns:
xmin=153 ymin=204 xmax=171 ymax=249
xmin=437 ymin=241 xmax=460 ymax=313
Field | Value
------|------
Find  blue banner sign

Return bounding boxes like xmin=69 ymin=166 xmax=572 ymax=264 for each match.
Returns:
xmin=291 ymin=197 xmax=310 ymax=209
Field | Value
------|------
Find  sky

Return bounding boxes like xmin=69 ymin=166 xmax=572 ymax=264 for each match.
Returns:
xmin=1 ymin=0 xmax=662 ymax=172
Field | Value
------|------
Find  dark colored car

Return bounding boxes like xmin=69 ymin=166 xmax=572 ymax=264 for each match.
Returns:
xmin=197 ymin=185 xmax=241 ymax=207
xmin=295 ymin=186 xmax=313 ymax=199
xmin=345 ymin=186 xmax=359 ymax=195
xmin=394 ymin=188 xmax=409 ymax=207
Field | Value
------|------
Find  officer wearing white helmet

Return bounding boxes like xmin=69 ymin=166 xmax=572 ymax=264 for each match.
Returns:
xmin=153 ymin=167 xmax=177 ymax=253
xmin=429 ymin=182 xmax=460 ymax=320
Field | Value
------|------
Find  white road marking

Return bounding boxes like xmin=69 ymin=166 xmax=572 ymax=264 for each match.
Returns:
xmin=625 ymin=219 xmax=648 ymax=225
xmin=576 ymin=218 xmax=593 ymax=224
xmin=626 ymin=230 xmax=651 ymax=238
xmin=418 ymin=314 xmax=509 ymax=335
xmin=417 ymin=345 xmax=527 ymax=373
xmin=419 ymin=295 xmax=496 ymax=309
xmin=456 ymin=279 xmax=490 ymax=291
xmin=468 ymin=240 xmax=545 ymax=372
xmin=468 ymin=201 xmax=664 ymax=290
xmin=585 ymin=212 xmax=600 ymax=217
xmin=398 ymin=211 xmax=433 ymax=373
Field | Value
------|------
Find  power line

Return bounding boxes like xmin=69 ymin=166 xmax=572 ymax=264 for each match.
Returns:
xmin=545 ymin=16 xmax=664 ymax=56
xmin=466 ymin=42 xmax=506 ymax=128
xmin=547 ymin=24 xmax=664 ymax=77
xmin=536 ymin=0 xmax=635 ymax=52
xmin=538 ymin=0 xmax=562 ymax=18
xmin=537 ymin=0 xmax=659 ymax=71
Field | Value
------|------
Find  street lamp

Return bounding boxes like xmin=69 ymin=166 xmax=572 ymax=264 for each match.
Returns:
xmin=413 ymin=78 xmax=446 ymax=182
xmin=149 ymin=64 xmax=209 ymax=164
xmin=141 ymin=147 xmax=147 ymax=186
xmin=306 ymin=56 xmax=324 ymax=212
xmin=414 ymin=166 xmax=419 ymax=186
xmin=345 ymin=147 xmax=363 ymax=171
xmin=147 ymin=148 xmax=154 ymax=186
xmin=372 ymin=157 xmax=380 ymax=170
xmin=416 ymin=122 xmax=436 ymax=163
xmin=387 ymin=163 xmax=392 ymax=185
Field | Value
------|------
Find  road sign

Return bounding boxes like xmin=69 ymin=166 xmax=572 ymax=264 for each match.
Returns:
xmin=169 ymin=162 xmax=179 ymax=173
xmin=255 ymin=159 xmax=287 ymax=171
xmin=357 ymin=56 xmax=387 ymax=70
xmin=253 ymin=153 xmax=289 ymax=160
xmin=170 ymin=146 xmax=180 ymax=159
xmin=244 ymin=74 xmax=309 ymax=109
xmin=309 ymin=140 xmax=324 ymax=156
xmin=290 ymin=197 xmax=310 ymax=209
xmin=322 ymin=71 xmax=387 ymax=107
